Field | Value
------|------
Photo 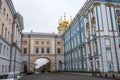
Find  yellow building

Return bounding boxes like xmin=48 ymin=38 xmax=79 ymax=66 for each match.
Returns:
xmin=21 ymin=32 xmax=64 ymax=72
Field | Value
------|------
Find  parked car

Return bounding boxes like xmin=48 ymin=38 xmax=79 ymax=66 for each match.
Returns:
xmin=0 ymin=71 xmax=22 ymax=80
xmin=0 ymin=72 xmax=18 ymax=80
xmin=14 ymin=71 xmax=22 ymax=80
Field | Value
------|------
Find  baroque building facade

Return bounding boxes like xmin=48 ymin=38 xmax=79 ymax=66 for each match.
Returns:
xmin=63 ymin=0 xmax=120 ymax=73
xmin=21 ymin=32 xmax=64 ymax=72
xmin=0 ymin=0 xmax=24 ymax=73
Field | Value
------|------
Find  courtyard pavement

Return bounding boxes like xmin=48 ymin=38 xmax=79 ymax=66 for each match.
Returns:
xmin=21 ymin=72 xmax=115 ymax=80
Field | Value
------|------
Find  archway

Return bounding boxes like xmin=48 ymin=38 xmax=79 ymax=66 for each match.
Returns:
xmin=22 ymin=61 xmax=27 ymax=73
xmin=34 ymin=58 xmax=51 ymax=72
xmin=58 ymin=60 xmax=62 ymax=71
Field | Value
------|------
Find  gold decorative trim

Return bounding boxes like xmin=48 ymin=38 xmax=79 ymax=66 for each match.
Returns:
xmin=109 ymin=30 xmax=118 ymax=32
xmin=86 ymin=22 xmax=89 ymax=29
xmin=105 ymin=3 xmax=114 ymax=7
xmin=116 ymin=5 xmax=120 ymax=8
xmin=117 ymin=17 xmax=120 ymax=21
xmin=96 ymin=30 xmax=104 ymax=32
xmin=91 ymin=17 xmax=96 ymax=25
xmin=94 ymin=2 xmax=101 ymax=7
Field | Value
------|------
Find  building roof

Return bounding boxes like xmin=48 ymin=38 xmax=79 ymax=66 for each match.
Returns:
xmin=23 ymin=32 xmax=62 ymax=38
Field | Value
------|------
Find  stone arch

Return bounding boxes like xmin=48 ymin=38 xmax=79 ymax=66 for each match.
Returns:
xmin=31 ymin=57 xmax=55 ymax=72
xmin=22 ymin=61 xmax=27 ymax=73
xmin=58 ymin=60 xmax=63 ymax=71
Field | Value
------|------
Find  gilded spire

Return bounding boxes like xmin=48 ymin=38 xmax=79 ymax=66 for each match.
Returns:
xmin=57 ymin=13 xmax=70 ymax=34
xmin=64 ymin=13 xmax=66 ymax=21
xmin=60 ymin=15 xmax=62 ymax=23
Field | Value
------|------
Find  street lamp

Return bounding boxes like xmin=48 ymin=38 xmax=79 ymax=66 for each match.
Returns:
xmin=13 ymin=40 xmax=26 ymax=71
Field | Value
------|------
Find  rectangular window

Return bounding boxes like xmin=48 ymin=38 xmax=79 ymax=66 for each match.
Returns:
xmin=47 ymin=41 xmax=50 ymax=45
xmin=7 ymin=14 xmax=9 ymax=20
xmin=47 ymin=48 xmax=50 ymax=53
xmin=41 ymin=48 xmax=44 ymax=53
xmin=24 ymin=48 xmax=27 ymax=54
xmin=3 ymin=8 xmax=6 ymax=15
xmin=36 ymin=47 xmax=39 ymax=53
xmin=0 ymin=43 xmax=2 ymax=54
xmin=3 ymin=46 xmax=6 ymax=55
xmin=8 ymin=32 xmax=10 ymax=42
xmin=2 ymin=65 xmax=4 ymax=72
xmin=107 ymin=49 xmax=112 ymax=61
xmin=36 ymin=41 xmax=39 ymax=44
xmin=58 ymin=48 xmax=61 ymax=54
xmin=118 ymin=21 xmax=120 ymax=33
xmin=96 ymin=61 xmax=100 ymax=68
xmin=105 ymin=39 xmax=110 ymax=46
xmin=41 ymin=41 xmax=44 ymax=45
xmin=5 ymin=28 xmax=7 ymax=39
xmin=57 ymin=42 xmax=60 ymax=45
xmin=116 ymin=10 xmax=120 ymax=16
xmin=5 ymin=65 xmax=7 ymax=72
xmin=1 ymin=23 xmax=4 ymax=37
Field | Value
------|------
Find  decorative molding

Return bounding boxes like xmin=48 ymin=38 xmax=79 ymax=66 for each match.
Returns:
xmin=91 ymin=17 xmax=96 ymax=25
xmin=86 ymin=22 xmax=89 ymax=29
xmin=116 ymin=5 xmax=120 ymax=8
xmin=96 ymin=30 xmax=104 ymax=32
xmin=94 ymin=2 xmax=101 ymax=7
xmin=105 ymin=3 xmax=115 ymax=7
xmin=108 ymin=30 xmax=118 ymax=32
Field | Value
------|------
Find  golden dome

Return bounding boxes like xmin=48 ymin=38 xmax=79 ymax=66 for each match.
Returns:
xmin=57 ymin=13 xmax=69 ymax=34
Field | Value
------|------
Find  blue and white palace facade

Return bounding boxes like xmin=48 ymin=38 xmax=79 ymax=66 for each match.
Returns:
xmin=63 ymin=0 xmax=120 ymax=72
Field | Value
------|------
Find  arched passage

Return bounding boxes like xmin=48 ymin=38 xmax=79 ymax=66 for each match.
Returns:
xmin=58 ymin=60 xmax=63 ymax=71
xmin=22 ymin=61 xmax=27 ymax=73
xmin=34 ymin=57 xmax=51 ymax=72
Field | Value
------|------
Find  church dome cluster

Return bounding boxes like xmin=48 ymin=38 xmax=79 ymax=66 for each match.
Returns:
xmin=57 ymin=13 xmax=71 ymax=34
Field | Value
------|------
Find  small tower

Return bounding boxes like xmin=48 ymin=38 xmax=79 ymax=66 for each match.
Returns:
xmin=57 ymin=13 xmax=69 ymax=34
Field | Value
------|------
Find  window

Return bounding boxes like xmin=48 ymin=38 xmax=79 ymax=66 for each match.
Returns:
xmin=57 ymin=42 xmax=60 ymax=45
xmin=105 ymin=39 xmax=110 ymax=46
xmin=107 ymin=49 xmax=112 ymax=61
xmin=5 ymin=28 xmax=7 ymax=39
xmin=36 ymin=41 xmax=39 ymax=44
xmin=3 ymin=46 xmax=6 ymax=55
xmin=116 ymin=10 xmax=120 ymax=16
xmin=36 ymin=47 xmax=39 ymax=53
xmin=5 ymin=65 xmax=7 ymax=72
xmin=41 ymin=48 xmax=44 ymax=53
xmin=6 ymin=48 xmax=8 ymax=56
xmin=9 ymin=19 xmax=11 ymax=24
xmin=0 ymin=43 xmax=2 ymax=54
xmin=8 ymin=32 xmax=10 ymax=42
xmin=3 ymin=8 xmax=6 ymax=15
xmin=58 ymin=48 xmax=61 ymax=54
xmin=7 ymin=14 xmax=9 ymax=20
xmin=41 ymin=41 xmax=44 ymax=45
xmin=96 ymin=61 xmax=100 ymax=68
xmin=118 ymin=21 xmax=120 ymax=33
xmin=1 ymin=23 xmax=4 ymax=37
xmin=47 ymin=41 xmax=49 ymax=45
xmin=24 ymin=48 xmax=27 ymax=54
xmin=2 ymin=65 xmax=4 ymax=72
xmin=47 ymin=48 xmax=50 ymax=53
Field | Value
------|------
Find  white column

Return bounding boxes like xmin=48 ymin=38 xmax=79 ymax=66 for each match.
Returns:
xmin=52 ymin=38 xmax=55 ymax=54
xmin=101 ymin=4 xmax=109 ymax=35
xmin=30 ymin=39 xmax=34 ymax=54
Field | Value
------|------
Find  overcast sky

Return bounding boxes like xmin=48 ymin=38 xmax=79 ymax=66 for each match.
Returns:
xmin=12 ymin=0 xmax=87 ymax=33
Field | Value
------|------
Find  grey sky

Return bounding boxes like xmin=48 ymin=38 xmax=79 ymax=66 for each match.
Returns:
xmin=12 ymin=0 xmax=86 ymax=33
